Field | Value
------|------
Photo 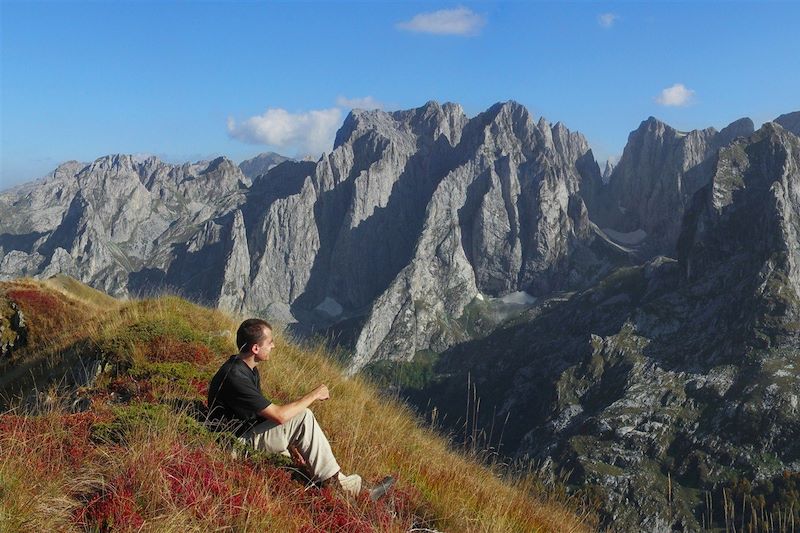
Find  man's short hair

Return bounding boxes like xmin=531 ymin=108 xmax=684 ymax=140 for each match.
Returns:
xmin=236 ymin=318 xmax=272 ymax=353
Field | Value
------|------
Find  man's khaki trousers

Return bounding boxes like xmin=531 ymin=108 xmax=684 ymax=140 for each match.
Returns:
xmin=238 ymin=408 xmax=341 ymax=482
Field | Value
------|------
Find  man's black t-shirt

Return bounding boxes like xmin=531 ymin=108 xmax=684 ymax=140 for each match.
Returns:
xmin=207 ymin=355 xmax=271 ymax=436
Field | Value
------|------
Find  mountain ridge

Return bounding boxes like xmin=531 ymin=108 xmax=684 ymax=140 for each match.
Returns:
xmin=2 ymin=102 xmax=800 ymax=530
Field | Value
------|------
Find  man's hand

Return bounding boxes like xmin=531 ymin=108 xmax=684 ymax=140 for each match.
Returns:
xmin=314 ymin=384 xmax=330 ymax=401
xmin=259 ymin=384 xmax=331 ymax=425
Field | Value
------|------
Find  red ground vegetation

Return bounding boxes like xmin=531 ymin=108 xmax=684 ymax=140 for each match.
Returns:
xmin=73 ymin=442 xmax=275 ymax=531
xmin=5 ymin=288 xmax=66 ymax=317
xmin=5 ymin=286 xmax=86 ymax=346
xmin=144 ymin=336 xmax=213 ymax=365
xmin=106 ymin=375 xmax=156 ymax=403
xmin=73 ymin=465 xmax=146 ymax=532
xmin=0 ymin=412 xmax=108 ymax=473
xmin=159 ymin=443 xmax=273 ymax=521
xmin=189 ymin=377 xmax=209 ymax=397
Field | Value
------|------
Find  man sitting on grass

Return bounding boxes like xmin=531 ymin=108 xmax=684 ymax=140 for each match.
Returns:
xmin=207 ymin=318 xmax=392 ymax=499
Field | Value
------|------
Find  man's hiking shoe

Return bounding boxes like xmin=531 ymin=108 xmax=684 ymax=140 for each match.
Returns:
xmin=324 ymin=472 xmax=394 ymax=500
xmin=336 ymin=472 xmax=363 ymax=498
xmin=368 ymin=475 xmax=395 ymax=502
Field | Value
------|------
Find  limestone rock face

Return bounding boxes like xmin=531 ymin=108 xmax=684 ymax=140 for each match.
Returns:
xmin=348 ymin=102 xmax=618 ymax=371
xmin=230 ymin=101 xmax=615 ymax=371
xmin=1 ymin=154 xmax=250 ymax=302
xmin=238 ymin=152 xmax=292 ymax=180
xmin=0 ymin=101 xmax=621 ymax=372
xmin=585 ymin=116 xmax=755 ymax=258
xmin=602 ymin=160 xmax=615 ymax=184
xmin=0 ymin=161 xmax=86 ymax=235
xmin=407 ymin=122 xmax=800 ymax=531
xmin=679 ymin=122 xmax=800 ymax=306
xmin=4 ymin=105 xmax=800 ymax=531
xmin=775 ymin=110 xmax=800 ymax=136
xmin=164 ymin=208 xmax=251 ymax=313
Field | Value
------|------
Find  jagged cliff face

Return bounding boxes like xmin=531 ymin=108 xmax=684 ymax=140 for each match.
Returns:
xmin=1 ymin=101 xmax=616 ymax=368
xmin=405 ymin=122 xmax=800 ymax=531
xmin=584 ymin=116 xmax=755 ymax=258
xmin=3 ymin=103 xmax=800 ymax=530
xmin=775 ymin=111 xmax=800 ymax=136
xmin=241 ymin=101 xmax=616 ymax=370
xmin=680 ymin=123 xmax=800 ymax=286
xmin=238 ymin=152 xmax=292 ymax=180
xmin=338 ymin=102 xmax=620 ymax=371
xmin=0 ymin=154 xmax=249 ymax=303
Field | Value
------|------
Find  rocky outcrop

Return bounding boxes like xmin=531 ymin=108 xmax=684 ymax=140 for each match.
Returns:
xmin=2 ymin=106 xmax=794 ymax=380
xmin=679 ymin=122 xmax=800 ymax=283
xmin=602 ymin=160 xmax=614 ymax=184
xmin=403 ymin=122 xmax=800 ymax=531
xmin=0 ymin=101 xmax=625 ymax=372
xmin=775 ymin=111 xmax=800 ymax=136
xmin=238 ymin=152 xmax=292 ymax=180
xmin=584 ymin=116 xmax=755 ymax=258
xmin=1 ymin=154 xmax=249 ymax=300
xmin=0 ymin=299 xmax=25 ymax=357
xmin=349 ymin=102 xmax=621 ymax=371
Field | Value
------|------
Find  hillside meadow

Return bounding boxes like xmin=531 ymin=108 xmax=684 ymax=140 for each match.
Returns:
xmin=0 ymin=276 xmax=596 ymax=532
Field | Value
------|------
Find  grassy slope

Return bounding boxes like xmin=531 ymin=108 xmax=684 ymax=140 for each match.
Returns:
xmin=0 ymin=277 xmax=595 ymax=532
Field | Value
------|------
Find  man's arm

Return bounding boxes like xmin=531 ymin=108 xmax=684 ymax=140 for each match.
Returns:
xmin=257 ymin=384 xmax=329 ymax=425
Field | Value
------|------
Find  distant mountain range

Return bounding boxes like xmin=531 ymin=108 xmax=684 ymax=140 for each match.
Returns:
xmin=2 ymin=103 xmax=799 ymax=531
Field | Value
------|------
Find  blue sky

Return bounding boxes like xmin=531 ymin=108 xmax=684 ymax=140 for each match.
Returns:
xmin=2 ymin=1 xmax=798 ymax=188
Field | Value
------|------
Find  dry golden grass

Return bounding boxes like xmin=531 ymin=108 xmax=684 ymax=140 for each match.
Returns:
xmin=0 ymin=277 xmax=596 ymax=532
xmin=265 ymin=338 xmax=596 ymax=532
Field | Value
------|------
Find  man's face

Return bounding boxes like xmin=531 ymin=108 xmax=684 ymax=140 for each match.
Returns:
xmin=252 ymin=326 xmax=275 ymax=362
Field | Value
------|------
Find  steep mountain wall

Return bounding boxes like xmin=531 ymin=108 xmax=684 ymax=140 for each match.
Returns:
xmin=406 ymin=122 xmax=800 ymax=531
xmin=584 ymin=116 xmax=754 ymax=258
xmin=1 ymin=101 xmax=622 ymax=370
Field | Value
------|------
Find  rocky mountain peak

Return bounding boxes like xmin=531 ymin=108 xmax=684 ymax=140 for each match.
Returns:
xmin=679 ymin=122 xmax=800 ymax=289
xmin=536 ymin=116 xmax=550 ymax=129
xmin=391 ymin=100 xmax=468 ymax=146
xmin=417 ymin=99 xmax=443 ymax=115
xmin=774 ymin=110 xmax=800 ymax=136
xmin=86 ymin=154 xmax=131 ymax=172
xmin=635 ymin=116 xmax=694 ymax=144
xmin=551 ymin=121 xmax=591 ymax=165
xmin=53 ymin=160 xmax=86 ymax=176
xmin=238 ymin=152 xmax=292 ymax=180
xmin=717 ymin=117 xmax=755 ymax=145
xmin=485 ymin=100 xmax=531 ymax=126
xmin=333 ymin=108 xmax=398 ymax=149
xmin=203 ymin=156 xmax=230 ymax=172
xmin=192 ymin=156 xmax=250 ymax=191
xmin=640 ymin=115 xmax=670 ymax=134
xmin=441 ymin=101 xmax=464 ymax=116
xmin=467 ymin=101 xmax=538 ymax=155
xmin=194 ymin=156 xmax=242 ymax=181
xmin=602 ymin=160 xmax=615 ymax=183
xmin=584 ymin=114 xmax=760 ymax=258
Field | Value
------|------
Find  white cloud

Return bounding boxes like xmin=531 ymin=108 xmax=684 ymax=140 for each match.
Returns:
xmin=655 ymin=83 xmax=696 ymax=107
xmin=396 ymin=6 xmax=485 ymax=36
xmin=227 ymin=107 xmax=342 ymax=155
xmin=335 ymin=95 xmax=384 ymax=110
xmin=597 ymin=13 xmax=619 ymax=28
